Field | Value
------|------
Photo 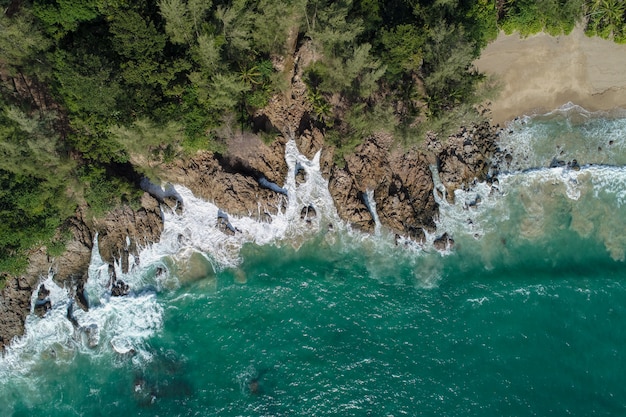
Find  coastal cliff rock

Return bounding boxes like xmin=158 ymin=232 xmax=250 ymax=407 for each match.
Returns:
xmin=327 ymin=133 xmax=438 ymax=239
xmin=0 ymin=122 xmax=500 ymax=350
xmin=95 ymin=193 xmax=164 ymax=273
xmin=254 ymin=38 xmax=315 ymax=139
xmin=0 ymin=194 xmax=164 ymax=350
xmin=433 ymin=122 xmax=498 ymax=202
xmin=161 ymin=139 xmax=289 ymax=219
xmin=377 ymin=150 xmax=439 ymax=240
xmin=0 ymin=249 xmax=48 ymax=350
xmin=328 ymin=168 xmax=376 ymax=231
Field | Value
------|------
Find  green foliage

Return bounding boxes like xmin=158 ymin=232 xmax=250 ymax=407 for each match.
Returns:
xmin=585 ymin=0 xmax=626 ymax=42
xmin=68 ymin=118 xmax=129 ymax=163
xmin=194 ymin=34 xmax=222 ymax=72
xmin=32 ymin=0 xmax=100 ymax=38
xmin=466 ymin=0 xmax=499 ymax=47
xmin=53 ymin=50 xmax=121 ymax=117
xmin=500 ymin=0 xmax=584 ymax=36
xmin=0 ymin=169 xmax=71 ymax=274
xmin=78 ymin=165 xmax=142 ymax=217
xmin=422 ymin=22 xmax=480 ymax=115
xmin=109 ymin=117 xmax=186 ymax=167
xmin=329 ymin=102 xmax=395 ymax=165
xmin=215 ymin=0 xmax=254 ymax=59
xmin=306 ymin=0 xmax=362 ymax=58
xmin=307 ymin=88 xmax=332 ymax=125
xmin=3 ymin=0 xmax=613 ymax=275
xmin=251 ymin=0 xmax=304 ymax=55
xmin=0 ymin=10 xmax=52 ymax=73
xmin=380 ymin=24 xmax=425 ymax=82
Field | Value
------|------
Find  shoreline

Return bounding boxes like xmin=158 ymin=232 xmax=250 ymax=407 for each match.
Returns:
xmin=474 ymin=26 xmax=626 ymax=126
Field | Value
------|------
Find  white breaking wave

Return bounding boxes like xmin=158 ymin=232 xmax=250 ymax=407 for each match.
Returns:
xmin=1 ymin=139 xmax=443 ymax=376
xmin=8 ymin=109 xmax=626 ymax=374
xmin=433 ymin=163 xmax=626 ymax=265
xmin=0 ymin=241 xmax=163 ymax=380
xmin=498 ymin=103 xmax=626 ymax=171
xmin=363 ymin=189 xmax=382 ymax=236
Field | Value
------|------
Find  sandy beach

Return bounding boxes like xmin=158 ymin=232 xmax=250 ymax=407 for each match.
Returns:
xmin=474 ymin=25 xmax=626 ymax=125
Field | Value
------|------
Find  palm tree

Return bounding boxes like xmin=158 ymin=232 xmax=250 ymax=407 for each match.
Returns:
xmin=237 ymin=64 xmax=262 ymax=133
xmin=585 ymin=0 xmax=626 ymax=41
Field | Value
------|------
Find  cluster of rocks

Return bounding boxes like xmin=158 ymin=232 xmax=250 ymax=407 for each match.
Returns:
xmin=0 ymin=36 xmax=502 ymax=351
xmin=0 ymin=193 xmax=164 ymax=351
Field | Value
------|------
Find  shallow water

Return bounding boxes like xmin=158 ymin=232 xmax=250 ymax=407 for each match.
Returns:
xmin=2 ymin=105 xmax=626 ymax=416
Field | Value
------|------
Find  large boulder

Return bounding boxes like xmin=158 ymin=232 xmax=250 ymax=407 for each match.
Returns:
xmin=95 ymin=193 xmax=164 ymax=272
xmin=161 ymin=147 xmax=288 ymax=219
xmin=328 ymin=133 xmax=439 ymax=239
xmin=376 ymin=149 xmax=438 ymax=241
xmin=434 ymin=122 xmax=498 ymax=202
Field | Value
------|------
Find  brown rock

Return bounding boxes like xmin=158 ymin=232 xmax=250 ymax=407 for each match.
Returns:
xmin=436 ymin=122 xmax=498 ymax=202
xmin=95 ymin=193 xmax=163 ymax=272
xmin=328 ymin=168 xmax=375 ymax=232
xmin=433 ymin=233 xmax=455 ymax=251
xmin=328 ymin=132 xmax=439 ymax=239
xmin=222 ymin=132 xmax=288 ymax=185
xmin=376 ymin=150 xmax=438 ymax=241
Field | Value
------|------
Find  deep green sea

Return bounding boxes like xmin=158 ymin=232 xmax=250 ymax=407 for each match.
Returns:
xmin=3 ymin=104 xmax=626 ymax=416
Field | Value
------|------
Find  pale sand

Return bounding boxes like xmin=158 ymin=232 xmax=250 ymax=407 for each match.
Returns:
xmin=473 ymin=26 xmax=626 ymax=125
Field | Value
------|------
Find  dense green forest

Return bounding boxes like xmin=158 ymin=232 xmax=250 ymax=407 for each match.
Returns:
xmin=0 ymin=0 xmax=625 ymax=275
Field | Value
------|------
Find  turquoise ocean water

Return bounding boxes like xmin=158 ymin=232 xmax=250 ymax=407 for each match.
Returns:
xmin=2 ymin=104 xmax=626 ymax=416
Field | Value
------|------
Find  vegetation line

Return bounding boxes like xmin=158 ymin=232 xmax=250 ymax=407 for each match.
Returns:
xmin=0 ymin=0 xmax=624 ymax=277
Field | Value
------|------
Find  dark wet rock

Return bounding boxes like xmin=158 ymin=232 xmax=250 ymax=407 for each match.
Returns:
xmin=550 ymin=158 xmax=566 ymax=168
xmin=79 ymin=323 xmax=100 ymax=348
xmin=74 ymin=280 xmax=89 ymax=312
xmin=435 ymin=122 xmax=498 ymax=203
xmin=295 ymin=161 xmax=307 ymax=184
xmin=67 ymin=301 xmax=80 ymax=328
xmin=217 ymin=217 xmax=236 ymax=235
xmin=33 ymin=284 xmax=52 ymax=317
xmin=217 ymin=209 xmax=238 ymax=235
xmin=433 ymin=233 xmax=455 ymax=251
xmin=111 ymin=279 xmax=130 ymax=297
xmin=468 ymin=196 xmax=482 ymax=208
xmin=300 ymin=205 xmax=316 ymax=222
xmin=568 ymin=159 xmax=581 ymax=171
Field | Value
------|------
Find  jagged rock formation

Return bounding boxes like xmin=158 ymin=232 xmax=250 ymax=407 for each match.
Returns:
xmin=0 ymin=193 xmax=163 ymax=350
xmin=160 ymin=134 xmax=289 ymax=220
xmin=95 ymin=193 xmax=164 ymax=273
xmin=430 ymin=122 xmax=499 ymax=202
xmin=0 ymin=30 xmax=501 ymax=351
xmin=0 ymin=121 xmax=500 ymax=350
xmin=327 ymin=136 xmax=434 ymax=240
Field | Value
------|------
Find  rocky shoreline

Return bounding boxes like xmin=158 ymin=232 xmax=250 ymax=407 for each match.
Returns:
xmin=0 ymin=119 xmax=500 ymax=351
xmin=0 ymin=35 xmax=501 ymax=351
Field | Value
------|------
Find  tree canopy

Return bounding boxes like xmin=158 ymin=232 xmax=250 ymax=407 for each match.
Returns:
xmin=0 ymin=0 xmax=623 ymax=273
